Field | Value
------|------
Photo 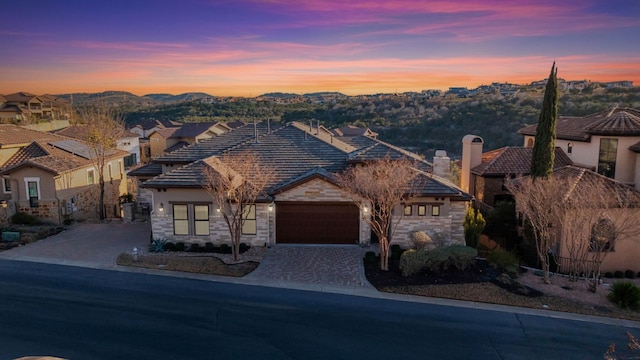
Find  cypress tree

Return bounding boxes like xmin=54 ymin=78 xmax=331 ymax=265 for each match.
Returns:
xmin=530 ymin=62 xmax=559 ymax=179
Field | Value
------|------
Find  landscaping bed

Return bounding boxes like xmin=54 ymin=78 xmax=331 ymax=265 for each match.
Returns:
xmin=117 ymin=252 xmax=259 ymax=277
xmin=365 ymin=255 xmax=640 ymax=322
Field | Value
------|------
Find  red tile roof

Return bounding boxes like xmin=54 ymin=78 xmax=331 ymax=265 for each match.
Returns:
xmin=472 ymin=146 xmax=573 ymax=176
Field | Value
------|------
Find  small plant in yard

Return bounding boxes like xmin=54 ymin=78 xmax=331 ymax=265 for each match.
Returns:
xmin=487 ymin=248 xmax=520 ymax=277
xmin=607 ymin=281 xmax=640 ymax=311
xmin=399 ymin=245 xmax=478 ymax=277
xmin=399 ymin=249 xmax=430 ymax=277
xmin=175 ymin=242 xmax=186 ymax=252
xmin=149 ymin=238 xmax=167 ymax=253
xmin=364 ymin=251 xmax=377 ymax=265
xmin=11 ymin=212 xmax=39 ymax=226
xmin=390 ymin=244 xmax=404 ymax=260
xmin=625 ymin=270 xmax=636 ymax=279
xmin=410 ymin=231 xmax=432 ymax=250
xmin=614 ymin=271 xmax=625 ymax=279
xmin=463 ymin=208 xmax=485 ymax=248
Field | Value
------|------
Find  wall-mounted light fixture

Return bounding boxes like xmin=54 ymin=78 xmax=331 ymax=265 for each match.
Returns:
xmin=159 ymin=203 xmax=164 ymax=212
xmin=363 ymin=206 xmax=369 ymax=213
xmin=268 ymin=204 xmax=274 ymax=212
xmin=216 ymin=208 xmax=221 ymax=213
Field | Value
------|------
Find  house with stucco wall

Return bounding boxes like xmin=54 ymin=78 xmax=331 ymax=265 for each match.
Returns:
xmin=131 ymin=121 xmax=471 ymax=248
xmin=518 ymin=107 xmax=640 ymax=190
xmin=0 ymin=125 xmax=129 ymax=224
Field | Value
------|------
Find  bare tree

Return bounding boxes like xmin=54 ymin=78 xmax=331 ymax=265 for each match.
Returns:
xmin=560 ymin=172 xmax=640 ymax=291
xmin=201 ymin=152 xmax=275 ymax=261
xmin=336 ymin=156 xmax=421 ymax=271
xmin=77 ymin=105 xmax=126 ymax=220
xmin=505 ymin=176 xmax=566 ymax=284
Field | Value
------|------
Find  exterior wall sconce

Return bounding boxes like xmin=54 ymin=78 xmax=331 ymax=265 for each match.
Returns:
xmin=0 ymin=201 xmax=6 ymax=209
xmin=216 ymin=208 xmax=221 ymax=213
xmin=268 ymin=204 xmax=274 ymax=212
xmin=159 ymin=203 xmax=164 ymax=212
xmin=363 ymin=206 xmax=369 ymax=213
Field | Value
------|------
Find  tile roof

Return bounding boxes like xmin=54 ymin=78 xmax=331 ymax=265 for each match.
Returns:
xmin=130 ymin=118 xmax=181 ymax=131
xmin=472 ymin=146 xmax=572 ymax=176
xmin=152 ymin=127 xmax=179 ymax=138
xmin=171 ymin=121 xmax=219 ymax=138
xmin=0 ymin=124 xmax=60 ymax=147
xmin=165 ymin=141 xmax=190 ymax=153
xmin=127 ymin=162 xmax=163 ymax=177
xmin=518 ymin=107 xmax=640 ymax=141
xmin=141 ymin=122 xmax=468 ymax=200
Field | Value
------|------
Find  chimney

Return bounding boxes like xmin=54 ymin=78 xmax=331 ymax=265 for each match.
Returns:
xmin=460 ymin=135 xmax=484 ymax=193
xmin=432 ymin=150 xmax=450 ymax=179
xmin=253 ymin=120 xmax=258 ymax=143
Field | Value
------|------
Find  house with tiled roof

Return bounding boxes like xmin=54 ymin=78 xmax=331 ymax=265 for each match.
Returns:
xmin=460 ymin=134 xmax=573 ymax=207
xmin=147 ymin=121 xmax=230 ymax=160
xmin=131 ymin=121 xmax=471 ymax=248
xmin=55 ymin=125 xmax=141 ymax=168
xmin=518 ymin=107 xmax=640 ymax=190
xmin=128 ymin=119 xmax=182 ymax=139
xmin=0 ymin=124 xmax=129 ymax=224
xmin=0 ymin=92 xmax=71 ymax=122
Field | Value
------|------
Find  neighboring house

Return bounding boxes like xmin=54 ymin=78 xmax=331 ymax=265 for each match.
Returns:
xmin=55 ymin=125 xmax=141 ymax=168
xmin=0 ymin=124 xmax=129 ymax=224
xmin=148 ymin=121 xmax=230 ymax=159
xmin=130 ymin=122 xmax=471 ymax=248
xmin=128 ymin=119 xmax=181 ymax=139
xmin=460 ymin=135 xmax=573 ymax=207
xmin=518 ymin=107 xmax=640 ymax=190
xmin=0 ymin=92 xmax=71 ymax=122
xmin=521 ymin=166 xmax=640 ymax=273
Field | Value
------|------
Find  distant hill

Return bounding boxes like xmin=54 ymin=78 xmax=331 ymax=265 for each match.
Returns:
xmin=144 ymin=92 xmax=214 ymax=103
xmin=259 ymin=92 xmax=300 ymax=98
xmin=303 ymin=92 xmax=346 ymax=97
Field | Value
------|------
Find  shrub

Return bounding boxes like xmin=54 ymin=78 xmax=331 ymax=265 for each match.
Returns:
xmin=614 ymin=271 xmax=625 ymax=279
xmin=149 ymin=238 xmax=167 ymax=253
xmin=399 ymin=249 xmax=430 ymax=277
xmin=390 ymin=244 xmax=404 ymax=260
xmin=421 ymin=245 xmax=478 ymax=273
xmin=410 ymin=231 xmax=432 ymax=250
xmin=604 ymin=272 xmax=614 ymax=279
xmin=608 ymin=282 xmax=640 ymax=311
xmin=431 ymin=231 xmax=449 ymax=247
xmin=487 ymin=248 xmax=519 ymax=274
xmin=11 ymin=212 xmax=38 ymax=225
xmin=219 ymin=244 xmax=231 ymax=254
xmin=239 ymin=243 xmax=250 ymax=253
xmin=163 ymin=242 xmax=176 ymax=252
xmin=364 ymin=251 xmax=377 ymax=265
xmin=625 ymin=270 xmax=636 ymax=279
xmin=464 ymin=208 xmax=485 ymax=248
xmin=188 ymin=243 xmax=200 ymax=252
xmin=204 ymin=242 xmax=215 ymax=252
xmin=175 ymin=242 xmax=186 ymax=252
xmin=638 ymin=271 xmax=640 ymax=279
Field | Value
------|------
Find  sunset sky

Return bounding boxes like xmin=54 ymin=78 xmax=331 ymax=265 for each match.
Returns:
xmin=1 ymin=0 xmax=639 ymax=96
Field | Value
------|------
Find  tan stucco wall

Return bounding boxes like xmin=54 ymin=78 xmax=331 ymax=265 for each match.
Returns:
xmin=0 ymin=148 xmax=21 ymax=167
xmin=557 ymin=209 xmax=640 ymax=273
xmin=149 ymin=133 xmax=167 ymax=158
xmin=525 ymin=135 xmax=640 ymax=187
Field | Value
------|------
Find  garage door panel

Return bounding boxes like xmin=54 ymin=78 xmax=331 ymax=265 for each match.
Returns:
xmin=276 ymin=203 xmax=359 ymax=244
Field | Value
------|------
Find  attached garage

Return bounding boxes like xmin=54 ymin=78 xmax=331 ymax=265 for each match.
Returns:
xmin=275 ymin=202 xmax=360 ymax=244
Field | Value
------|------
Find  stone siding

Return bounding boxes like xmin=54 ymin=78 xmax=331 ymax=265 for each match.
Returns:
xmin=392 ymin=200 xmax=468 ymax=248
xmin=18 ymin=199 xmax=60 ymax=222
xmin=151 ymin=203 xmax=270 ymax=247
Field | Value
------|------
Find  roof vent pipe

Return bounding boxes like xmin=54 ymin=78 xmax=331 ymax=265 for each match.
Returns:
xmin=316 ymin=120 xmax=320 ymax=135
xmin=309 ymin=120 xmax=313 ymax=132
xmin=254 ymin=120 xmax=258 ymax=143
xmin=267 ymin=118 xmax=271 ymax=134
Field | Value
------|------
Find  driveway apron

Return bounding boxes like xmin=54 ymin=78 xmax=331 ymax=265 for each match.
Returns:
xmin=244 ymin=245 xmax=375 ymax=293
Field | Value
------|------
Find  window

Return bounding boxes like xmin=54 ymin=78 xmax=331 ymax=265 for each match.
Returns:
xmin=108 ymin=163 xmax=113 ymax=180
xmin=173 ymin=204 xmax=210 ymax=236
xmin=173 ymin=204 xmax=189 ymax=235
xmin=431 ymin=205 xmax=440 ymax=216
xmin=404 ymin=205 xmax=412 ymax=216
xmin=417 ymin=205 xmax=426 ymax=216
xmin=590 ymin=218 xmax=616 ymax=252
xmin=2 ymin=178 xmax=11 ymax=194
xmin=597 ymin=138 xmax=617 ymax=178
xmin=194 ymin=205 xmax=209 ymax=235
xmin=87 ymin=168 xmax=96 ymax=185
xmin=242 ymin=204 xmax=257 ymax=235
xmin=24 ymin=177 xmax=40 ymax=208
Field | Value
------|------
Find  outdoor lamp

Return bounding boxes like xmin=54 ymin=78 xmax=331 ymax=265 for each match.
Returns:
xmin=159 ymin=203 xmax=164 ymax=212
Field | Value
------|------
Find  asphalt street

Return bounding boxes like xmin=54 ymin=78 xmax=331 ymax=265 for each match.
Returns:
xmin=0 ymin=260 xmax=636 ymax=360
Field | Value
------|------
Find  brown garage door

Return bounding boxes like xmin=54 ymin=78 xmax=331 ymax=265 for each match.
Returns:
xmin=276 ymin=202 xmax=359 ymax=244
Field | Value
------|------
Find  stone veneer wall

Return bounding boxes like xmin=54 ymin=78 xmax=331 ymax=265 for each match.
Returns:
xmin=392 ymin=200 xmax=468 ymax=248
xmin=274 ymin=178 xmax=370 ymax=244
xmin=18 ymin=199 xmax=60 ymax=222
xmin=151 ymin=203 xmax=270 ymax=247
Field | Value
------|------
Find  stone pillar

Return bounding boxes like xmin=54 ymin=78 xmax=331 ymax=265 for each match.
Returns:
xmin=123 ymin=203 xmax=134 ymax=223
